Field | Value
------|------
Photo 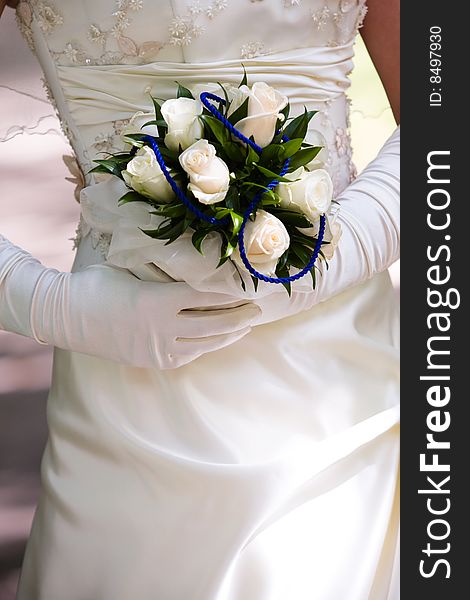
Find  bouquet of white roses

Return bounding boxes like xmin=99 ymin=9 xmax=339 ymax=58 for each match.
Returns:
xmin=84 ymin=71 xmax=341 ymax=295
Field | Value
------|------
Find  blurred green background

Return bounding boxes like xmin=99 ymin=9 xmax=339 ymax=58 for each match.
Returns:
xmin=350 ymin=36 xmax=396 ymax=172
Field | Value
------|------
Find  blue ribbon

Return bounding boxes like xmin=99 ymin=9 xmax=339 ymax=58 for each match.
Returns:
xmin=144 ymin=91 xmax=326 ymax=285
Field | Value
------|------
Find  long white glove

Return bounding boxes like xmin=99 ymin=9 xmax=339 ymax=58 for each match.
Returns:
xmin=253 ymin=125 xmax=400 ymax=325
xmin=0 ymin=237 xmax=260 ymax=369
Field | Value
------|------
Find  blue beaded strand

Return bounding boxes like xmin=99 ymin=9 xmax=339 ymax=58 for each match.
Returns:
xmin=199 ymin=92 xmax=326 ymax=285
xmin=199 ymin=92 xmax=264 ymax=154
xmin=144 ymin=91 xmax=326 ymax=285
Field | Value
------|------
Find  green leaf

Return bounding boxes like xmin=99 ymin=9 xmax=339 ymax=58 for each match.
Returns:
xmin=280 ymin=103 xmax=290 ymax=123
xmin=88 ymin=164 xmax=114 ymax=176
xmin=259 ymin=192 xmax=281 ymax=207
xmin=279 ymin=137 xmax=304 ymax=159
xmin=258 ymin=143 xmax=284 ymax=165
xmin=283 ymin=109 xmax=317 ymax=141
xmin=182 ymin=209 xmax=195 ymax=232
xmin=253 ymin=164 xmax=295 ymax=183
xmin=318 ymin=248 xmax=329 ymax=268
xmin=291 ymin=233 xmax=318 ymax=250
xmin=239 ymin=65 xmax=248 ymax=88
xmin=217 ymin=82 xmax=230 ymax=112
xmin=107 ymin=152 xmax=133 ymax=162
xmin=176 ymin=83 xmax=195 ymax=99
xmin=287 ymin=146 xmax=322 ymax=171
xmin=227 ymin=97 xmax=249 ymax=126
xmin=200 ymin=115 xmax=230 ymax=145
xmin=223 ymin=185 xmax=240 ymax=211
xmin=158 ymin=146 xmax=180 ymax=164
xmin=91 ymin=159 xmax=124 ymax=179
xmin=213 ymin=207 xmax=244 ymax=234
xmin=150 ymin=203 xmax=187 ymax=218
xmin=118 ymin=191 xmax=147 ymax=205
xmin=286 ymin=254 xmax=306 ymax=270
xmin=217 ymin=235 xmax=236 ymax=268
xmin=310 ymin=265 xmax=316 ymax=288
xmin=241 ymin=181 xmax=273 ymax=195
xmin=142 ymin=119 xmax=168 ymax=129
xmin=229 ymin=211 xmax=243 ymax=234
xmin=290 ymin=242 xmax=312 ymax=265
xmin=245 ymin=143 xmax=260 ymax=167
xmin=122 ymin=133 xmax=149 ymax=148
xmin=277 ymin=249 xmax=289 ymax=272
xmin=191 ymin=229 xmax=211 ymax=254
xmin=281 ymin=280 xmax=292 ymax=296
xmin=271 ymin=130 xmax=284 ymax=145
xmin=150 ymin=96 xmax=164 ymax=122
xmin=250 ymin=275 xmax=259 ymax=293
xmin=272 ymin=210 xmax=312 ymax=228
xmin=221 ymin=141 xmax=245 ymax=164
xmin=141 ymin=220 xmax=184 ymax=241
xmin=231 ymin=261 xmax=247 ymax=292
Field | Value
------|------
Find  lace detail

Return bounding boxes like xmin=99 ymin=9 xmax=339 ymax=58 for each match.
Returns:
xmin=355 ymin=1 xmax=368 ymax=30
xmin=39 ymin=77 xmax=74 ymax=146
xmin=71 ymin=215 xmax=112 ymax=257
xmin=17 ymin=0 xmax=231 ymax=65
xmin=168 ymin=1 xmax=227 ymax=46
xmin=168 ymin=17 xmax=204 ymax=47
xmin=34 ymin=1 xmax=63 ymax=34
xmin=17 ymin=1 xmax=369 ymax=66
xmin=241 ymin=41 xmax=268 ymax=59
xmin=335 ymin=126 xmax=355 ymax=182
xmin=335 ymin=127 xmax=349 ymax=157
xmin=310 ymin=1 xmax=368 ymax=46
xmin=16 ymin=1 xmax=63 ymax=52
xmin=53 ymin=0 xmax=152 ymax=65
xmin=311 ymin=5 xmax=331 ymax=29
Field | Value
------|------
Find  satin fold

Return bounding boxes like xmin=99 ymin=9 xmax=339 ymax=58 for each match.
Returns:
xmin=57 ymin=44 xmax=354 ymax=128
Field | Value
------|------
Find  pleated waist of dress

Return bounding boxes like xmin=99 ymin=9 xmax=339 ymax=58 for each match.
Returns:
xmin=55 ymin=44 xmax=355 ymax=128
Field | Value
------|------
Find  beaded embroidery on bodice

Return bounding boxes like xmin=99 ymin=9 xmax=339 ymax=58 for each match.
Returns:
xmin=16 ymin=0 xmax=367 ymax=255
xmin=17 ymin=1 xmax=367 ymax=66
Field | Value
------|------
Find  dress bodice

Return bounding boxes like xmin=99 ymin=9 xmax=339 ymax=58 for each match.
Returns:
xmin=16 ymin=0 xmax=368 ymax=253
xmin=17 ymin=1 xmax=367 ymax=66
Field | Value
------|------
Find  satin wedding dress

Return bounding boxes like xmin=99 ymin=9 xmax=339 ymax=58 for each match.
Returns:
xmin=14 ymin=1 xmax=399 ymax=598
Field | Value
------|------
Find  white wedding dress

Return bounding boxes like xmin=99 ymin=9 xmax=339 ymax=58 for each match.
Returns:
xmin=15 ymin=1 xmax=399 ymax=598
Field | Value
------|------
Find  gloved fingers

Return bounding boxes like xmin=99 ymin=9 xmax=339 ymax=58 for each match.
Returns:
xmin=179 ymin=300 xmax=254 ymax=312
xmin=171 ymin=326 xmax=253 ymax=360
xmin=176 ymin=303 xmax=261 ymax=337
xmin=173 ymin=285 xmax=257 ymax=311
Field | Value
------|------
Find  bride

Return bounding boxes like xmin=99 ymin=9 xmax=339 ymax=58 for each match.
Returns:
xmin=0 ymin=1 xmax=399 ymax=598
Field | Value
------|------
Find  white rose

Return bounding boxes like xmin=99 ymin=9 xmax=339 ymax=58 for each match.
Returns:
xmin=232 ymin=210 xmax=290 ymax=276
xmin=229 ymin=82 xmax=288 ymax=149
xmin=120 ymin=111 xmax=156 ymax=142
xmin=160 ymin=97 xmax=204 ymax=152
xmin=276 ymin=167 xmax=333 ymax=224
xmin=122 ymin=146 xmax=174 ymax=203
xmin=179 ymin=139 xmax=230 ymax=205
xmin=190 ymin=82 xmax=223 ymax=102
xmin=305 ymin=130 xmax=329 ymax=171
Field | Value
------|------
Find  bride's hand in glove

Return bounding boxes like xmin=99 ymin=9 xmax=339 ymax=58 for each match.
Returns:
xmin=250 ymin=125 xmax=400 ymax=327
xmin=0 ymin=237 xmax=261 ymax=369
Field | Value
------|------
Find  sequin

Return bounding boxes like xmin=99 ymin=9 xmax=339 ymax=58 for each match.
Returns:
xmin=240 ymin=41 xmax=266 ymax=59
